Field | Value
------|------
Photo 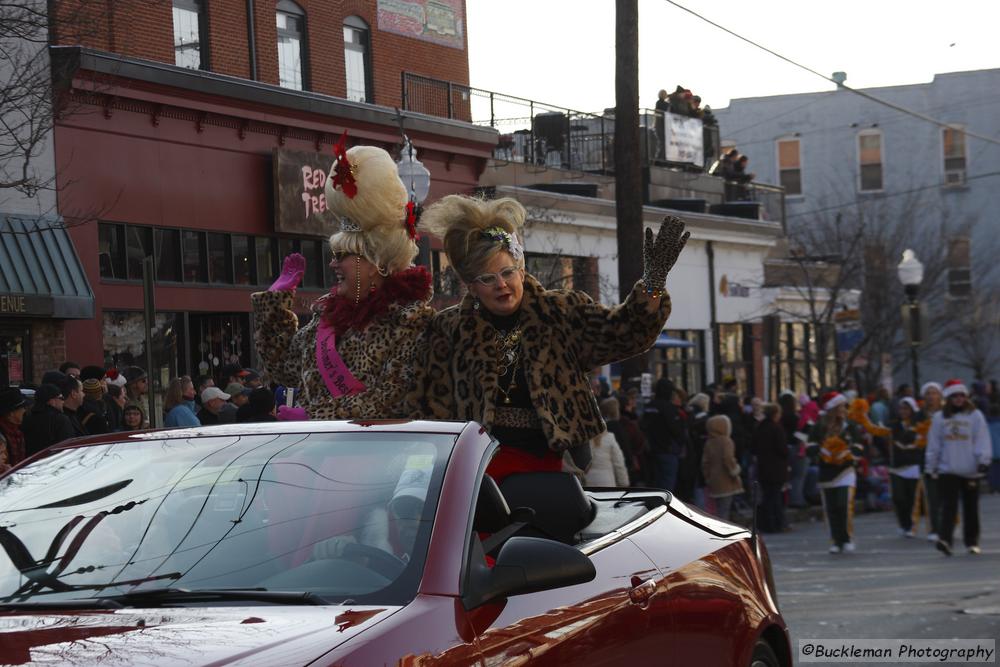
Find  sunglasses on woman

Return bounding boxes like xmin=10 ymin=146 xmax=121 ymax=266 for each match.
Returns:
xmin=472 ymin=266 xmax=521 ymax=287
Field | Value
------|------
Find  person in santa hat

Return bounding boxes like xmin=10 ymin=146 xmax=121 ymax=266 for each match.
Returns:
xmin=911 ymin=381 xmax=944 ymax=541
xmin=925 ymin=379 xmax=991 ymax=556
xmin=807 ymin=391 xmax=865 ymax=553
xmin=889 ymin=396 xmax=924 ymax=537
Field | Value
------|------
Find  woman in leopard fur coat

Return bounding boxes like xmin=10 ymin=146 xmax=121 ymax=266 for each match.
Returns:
xmin=251 ymin=144 xmax=432 ymax=420
xmin=407 ymin=195 xmax=688 ymax=481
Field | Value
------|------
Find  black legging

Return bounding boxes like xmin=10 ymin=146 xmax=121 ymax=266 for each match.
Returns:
xmin=890 ymin=474 xmax=918 ymax=532
xmin=937 ymin=474 xmax=981 ymax=548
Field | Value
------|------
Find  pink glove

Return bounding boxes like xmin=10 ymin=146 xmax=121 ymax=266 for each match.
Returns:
xmin=269 ymin=253 xmax=306 ymax=292
xmin=277 ymin=405 xmax=309 ymax=421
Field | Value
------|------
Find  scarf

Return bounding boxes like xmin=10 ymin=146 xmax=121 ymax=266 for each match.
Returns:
xmin=320 ymin=266 xmax=432 ymax=336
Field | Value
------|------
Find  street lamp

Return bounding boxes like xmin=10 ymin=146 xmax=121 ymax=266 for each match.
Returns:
xmin=396 ymin=138 xmax=431 ymax=205
xmin=897 ymin=249 xmax=924 ymax=390
xmin=396 ymin=138 xmax=432 ymax=266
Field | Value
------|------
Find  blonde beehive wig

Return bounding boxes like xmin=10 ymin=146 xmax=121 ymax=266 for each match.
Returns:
xmin=324 ymin=145 xmax=417 ymax=275
xmin=419 ymin=195 xmax=526 ymax=283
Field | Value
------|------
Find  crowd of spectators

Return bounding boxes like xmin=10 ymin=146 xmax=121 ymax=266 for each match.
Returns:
xmin=583 ymin=372 xmax=1000 ymax=547
xmin=0 ymin=361 xmax=280 ymax=473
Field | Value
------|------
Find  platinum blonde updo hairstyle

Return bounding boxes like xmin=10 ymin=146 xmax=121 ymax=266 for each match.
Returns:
xmin=419 ymin=195 xmax=526 ymax=283
xmin=324 ymin=145 xmax=417 ymax=275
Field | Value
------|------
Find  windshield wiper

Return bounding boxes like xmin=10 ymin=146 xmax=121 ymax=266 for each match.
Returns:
xmin=116 ymin=587 xmax=331 ymax=606
xmin=0 ymin=587 xmax=331 ymax=610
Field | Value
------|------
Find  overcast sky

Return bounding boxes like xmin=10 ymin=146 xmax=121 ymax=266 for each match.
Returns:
xmin=466 ymin=0 xmax=999 ymax=114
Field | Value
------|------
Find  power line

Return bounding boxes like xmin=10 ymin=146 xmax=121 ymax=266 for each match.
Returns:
xmin=786 ymin=170 xmax=1000 ymax=220
xmin=662 ymin=0 xmax=1000 ymax=149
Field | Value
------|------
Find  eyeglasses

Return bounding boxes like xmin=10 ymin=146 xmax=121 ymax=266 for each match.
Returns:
xmin=472 ymin=266 xmax=521 ymax=287
xmin=331 ymin=251 xmax=357 ymax=263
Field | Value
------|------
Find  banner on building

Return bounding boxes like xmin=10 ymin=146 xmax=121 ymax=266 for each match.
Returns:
xmin=664 ymin=113 xmax=704 ymax=165
xmin=377 ymin=0 xmax=465 ymax=50
xmin=272 ymin=148 xmax=337 ymax=238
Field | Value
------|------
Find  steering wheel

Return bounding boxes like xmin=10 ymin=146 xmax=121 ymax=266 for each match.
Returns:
xmin=339 ymin=542 xmax=407 ymax=580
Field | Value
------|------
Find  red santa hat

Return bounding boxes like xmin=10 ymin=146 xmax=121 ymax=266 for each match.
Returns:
xmin=821 ymin=391 xmax=847 ymax=411
xmin=942 ymin=379 xmax=968 ymax=399
xmin=104 ymin=367 xmax=127 ymax=388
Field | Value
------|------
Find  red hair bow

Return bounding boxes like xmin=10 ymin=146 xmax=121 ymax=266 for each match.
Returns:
xmin=405 ymin=200 xmax=420 ymax=241
xmin=331 ymin=131 xmax=357 ymax=199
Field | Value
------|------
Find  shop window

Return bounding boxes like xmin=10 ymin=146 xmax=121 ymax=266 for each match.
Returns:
xmin=717 ymin=322 xmax=752 ymax=392
xmin=776 ymin=137 xmax=802 ymax=196
xmin=0 ymin=328 xmax=30 ymax=388
xmin=857 ymin=131 xmax=883 ymax=192
xmin=300 ymin=239 xmax=322 ymax=288
xmin=208 ymin=233 xmax=232 ymax=284
xmin=98 ymin=223 xmax=127 ymax=280
xmin=183 ymin=230 xmax=207 ymax=283
xmin=431 ymin=249 xmax=462 ymax=298
xmin=277 ymin=1 xmax=307 ymax=91
xmin=256 ymin=237 xmax=277 ymax=285
xmin=233 ymin=235 xmax=255 ymax=285
xmin=172 ymin=0 xmax=208 ymax=70
xmin=154 ymin=228 xmax=182 ymax=282
xmin=189 ymin=312 xmax=251 ymax=381
xmin=103 ymin=311 xmax=183 ymax=426
xmin=126 ymin=226 xmax=153 ymax=281
xmin=942 ymin=125 xmax=966 ymax=186
xmin=654 ymin=330 xmax=705 ymax=395
xmin=344 ymin=15 xmax=372 ymax=103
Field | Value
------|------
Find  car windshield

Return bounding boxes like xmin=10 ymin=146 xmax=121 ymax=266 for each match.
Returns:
xmin=0 ymin=431 xmax=453 ymax=607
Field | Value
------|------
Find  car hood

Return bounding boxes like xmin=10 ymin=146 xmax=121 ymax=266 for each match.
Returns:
xmin=0 ymin=605 xmax=401 ymax=666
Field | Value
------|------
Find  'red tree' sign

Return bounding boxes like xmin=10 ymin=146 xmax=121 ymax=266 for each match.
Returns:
xmin=272 ymin=148 xmax=337 ymax=237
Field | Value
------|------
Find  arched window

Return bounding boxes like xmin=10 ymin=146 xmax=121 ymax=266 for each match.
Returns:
xmin=343 ymin=15 xmax=372 ymax=103
xmin=173 ymin=0 xmax=208 ymax=70
xmin=276 ymin=0 xmax=307 ymax=90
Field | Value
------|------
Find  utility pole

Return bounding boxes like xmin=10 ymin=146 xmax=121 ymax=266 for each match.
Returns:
xmin=614 ymin=0 xmax=645 ymax=387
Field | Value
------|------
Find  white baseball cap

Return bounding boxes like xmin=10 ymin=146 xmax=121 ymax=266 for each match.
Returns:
xmin=201 ymin=387 xmax=231 ymax=403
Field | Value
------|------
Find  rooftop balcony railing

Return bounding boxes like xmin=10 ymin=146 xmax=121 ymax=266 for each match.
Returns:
xmin=402 ymin=72 xmax=784 ymax=227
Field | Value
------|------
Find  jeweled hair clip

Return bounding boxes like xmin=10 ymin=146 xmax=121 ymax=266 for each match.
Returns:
xmin=482 ymin=226 xmax=524 ymax=262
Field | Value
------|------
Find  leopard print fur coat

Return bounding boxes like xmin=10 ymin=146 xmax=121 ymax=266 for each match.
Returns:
xmin=406 ymin=274 xmax=671 ymax=452
xmin=251 ymin=267 xmax=433 ymax=420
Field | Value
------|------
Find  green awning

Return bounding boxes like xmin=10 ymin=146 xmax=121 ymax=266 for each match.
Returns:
xmin=0 ymin=214 xmax=95 ymax=319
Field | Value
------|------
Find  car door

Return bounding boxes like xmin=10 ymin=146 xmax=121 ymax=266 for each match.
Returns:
xmin=627 ymin=505 xmax=758 ymax=665
xmin=471 ymin=536 xmax=672 ymax=666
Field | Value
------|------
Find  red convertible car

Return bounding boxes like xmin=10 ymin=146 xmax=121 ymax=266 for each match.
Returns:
xmin=0 ymin=421 xmax=789 ymax=666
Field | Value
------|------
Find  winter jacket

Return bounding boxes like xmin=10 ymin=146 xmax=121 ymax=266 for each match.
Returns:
xmin=925 ymin=408 xmax=992 ymax=478
xmin=165 ymin=401 xmax=201 ymax=428
xmin=752 ymin=419 xmax=789 ymax=484
xmin=807 ymin=418 xmax=865 ymax=488
xmin=889 ymin=416 xmax=924 ymax=470
xmin=408 ymin=274 xmax=671 ymax=453
xmin=253 ymin=266 xmax=433 ymax=420
xmin=584 ymin=432 xmax=630 ymax=487
xmin=702 ymin=415 xmax=743 ymax=498
xmin=988 ymin=416 xmax=1000 ymax=460
xmin=78 ymin=398 xmax=110 ymax=435
xmin=641 ymin=397 xmax=686 ymax=456
xmin=22 ymin=404 xmax=77 ymax=457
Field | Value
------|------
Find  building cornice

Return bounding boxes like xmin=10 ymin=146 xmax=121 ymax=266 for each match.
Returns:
xmin=495 ymin=185 xmax=784 ymax=246
xmin=50 ymin=46 xmax=499 ymax=148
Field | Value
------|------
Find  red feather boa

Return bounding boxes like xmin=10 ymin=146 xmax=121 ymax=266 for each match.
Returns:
xmin=321 ymin=265 xmax=431 ymax=335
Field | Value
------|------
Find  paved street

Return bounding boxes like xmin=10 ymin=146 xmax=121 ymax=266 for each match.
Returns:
xmin=763 ymin=491 xmax=1000 ymax=666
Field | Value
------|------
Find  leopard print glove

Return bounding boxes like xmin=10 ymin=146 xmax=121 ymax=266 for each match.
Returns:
xmin=642 ymin=216 xmax=690 ymax=292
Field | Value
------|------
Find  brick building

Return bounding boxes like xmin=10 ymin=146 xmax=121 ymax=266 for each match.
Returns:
xmin=32 ymin=0 xmax=494 ymax=415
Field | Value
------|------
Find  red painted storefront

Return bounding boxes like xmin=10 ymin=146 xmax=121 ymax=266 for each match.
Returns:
xmin=53 ymin=48 xmax=495 ymax=383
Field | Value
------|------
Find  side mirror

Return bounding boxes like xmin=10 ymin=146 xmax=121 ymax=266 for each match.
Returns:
xmin=465 ymin=536 xmax=596 ymax=609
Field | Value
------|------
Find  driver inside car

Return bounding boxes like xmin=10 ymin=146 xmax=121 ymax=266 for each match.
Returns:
xmin=312 ymin=462 xmax=430 ymax=567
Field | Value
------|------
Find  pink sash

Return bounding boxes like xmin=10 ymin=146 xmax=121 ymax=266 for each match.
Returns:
xmin=315 ymin=319 xmax=367 ymax=397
